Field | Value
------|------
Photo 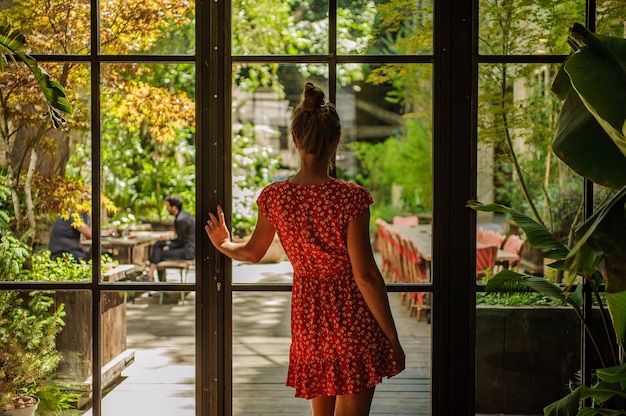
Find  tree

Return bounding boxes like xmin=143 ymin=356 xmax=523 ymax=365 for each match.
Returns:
xmin=0 ymin=19 xmax=71 ymax=241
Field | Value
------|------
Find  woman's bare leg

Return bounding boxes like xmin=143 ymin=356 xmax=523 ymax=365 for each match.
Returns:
xmin=310 ymin=395 xmax=336 ymax=416
xmin=334 ymin=387 xmax=375 ymax=416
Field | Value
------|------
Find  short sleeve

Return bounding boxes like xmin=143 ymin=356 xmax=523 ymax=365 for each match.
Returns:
xmin=256 ymin=185 xmax=274 ymax=224
xmin=343 ymin=183 xmax=373 ymax=224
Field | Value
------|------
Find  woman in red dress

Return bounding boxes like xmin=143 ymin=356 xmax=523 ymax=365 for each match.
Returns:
xmin=205 ymin=82 xmax=405 ymax=416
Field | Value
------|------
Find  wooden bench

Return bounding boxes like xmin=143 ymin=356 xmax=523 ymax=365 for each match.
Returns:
xmin=155 ymin=259 xmax=195 ymax=304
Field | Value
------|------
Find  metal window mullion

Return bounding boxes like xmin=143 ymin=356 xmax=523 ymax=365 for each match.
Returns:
xmin=90 ymin=1 xmax=103 ymax=415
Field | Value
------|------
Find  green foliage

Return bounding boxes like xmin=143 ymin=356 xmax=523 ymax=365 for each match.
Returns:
xmin=0 ymin=183 xmax=31 ymax=280
xmin=350 ymin=118 xmax=432 ymax=216
xmin=0 ymin=219 xmax=66 ymax=408
xmin=0 ymin=183 xmax=78 ymax=411
xmin=0 ymin=290 xmax=65 ymax=407
xmin=232 ymin=124 xmax=280 ymax=236
xmin=35 ymin=381 xmax=80 ymax=412
xmin=476 ymin=291 xmax=564 ymax=307
xmin=0 ymin=18 xmax=73 ymax=240
xmin=476 ymin=0 xmax=586 ymax=233
xmin=30 ymin=251 xmax=94 ymax=282
xmin=544 ymin=363 xmax=626 ymax=416
xmin=468 ymin=192 xmax=626 ymax=414
xmin=551 ymin=23 xmax=626 ymax=189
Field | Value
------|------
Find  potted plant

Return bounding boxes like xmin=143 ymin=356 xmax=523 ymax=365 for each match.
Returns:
xmin=469 ymin=22 xmax=626 ymax=414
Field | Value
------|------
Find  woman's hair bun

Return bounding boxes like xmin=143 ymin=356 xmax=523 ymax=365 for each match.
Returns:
xmin=302 ymin=82 xmax=326 ymax=112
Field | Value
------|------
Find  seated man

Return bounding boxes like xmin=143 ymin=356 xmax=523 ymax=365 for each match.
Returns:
xmin=49 ymin=210 xmax=92 ymax=262
xmin=144 ymin=195 xmax=195 ymax=281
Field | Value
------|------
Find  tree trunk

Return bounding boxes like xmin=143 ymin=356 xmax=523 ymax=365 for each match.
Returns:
xmin=24 ymin=148 xmax=38 ymax=244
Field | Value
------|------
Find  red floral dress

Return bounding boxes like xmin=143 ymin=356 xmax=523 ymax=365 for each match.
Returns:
xmin=257 ymin=178 xmax=400 ymax=399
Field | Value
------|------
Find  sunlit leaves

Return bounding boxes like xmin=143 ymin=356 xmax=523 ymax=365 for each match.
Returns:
xmin=103 ymin=68 xmax=195 ymax=144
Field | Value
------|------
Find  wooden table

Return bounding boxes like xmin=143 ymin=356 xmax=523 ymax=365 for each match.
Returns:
xmin=102 ymin=264 xmax=136 ymax=282
xmin=81 ymin=230 xmax=175 ymax=265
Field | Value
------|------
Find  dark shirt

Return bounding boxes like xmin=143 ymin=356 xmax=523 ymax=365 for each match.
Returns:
xmin=49 ymin=212 xmax=90 ymax=261
xmin=168 ymin=210 xmax=195 ymax=259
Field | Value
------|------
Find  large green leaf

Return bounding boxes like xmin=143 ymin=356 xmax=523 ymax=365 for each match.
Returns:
xmin=551 ymin=23 xmax=626 ymax=189
xmin=553 ymin=90 xmax=626 ymax=189
xmin=466 ymin=201 xmax=569 ymax=260
xmin=606 ymin=291 xmax=626 ymax=351
xmin=0 ymin=19 xmax=72 ymax=125
xmin=545 ymin=363 xmax=626 ymax=415
xmin=568 ymin=187 xmax=626 ymax=291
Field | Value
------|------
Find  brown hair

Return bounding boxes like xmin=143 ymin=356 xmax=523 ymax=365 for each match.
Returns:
xmin=290 ymin=82 xmax=341 ymax=168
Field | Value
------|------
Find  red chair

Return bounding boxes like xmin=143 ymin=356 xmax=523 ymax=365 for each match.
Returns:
xmin=375 ymin=219 xmax=392 ymax=279
xmin=393 ymin=215 xmax=419 ymax=227
xmin=502 ymin=234 xmax=524 ymax=268
xmin=476 ymin=226 xmax=505 ymax=248
xmin=402 ymin=237 xmax=430 ymax=322
xmin=476 ymin=245 xmax=498 ymax=278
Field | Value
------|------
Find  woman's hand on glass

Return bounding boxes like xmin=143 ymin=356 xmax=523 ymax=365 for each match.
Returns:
xmin=205 ymin=204 xmax=231 ymax=248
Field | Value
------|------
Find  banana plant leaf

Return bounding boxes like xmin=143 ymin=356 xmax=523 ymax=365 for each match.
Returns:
xmin=0 ymin=19 xmax=72 ymax=126
xmin=551 ymin=23 xmax=626 ymax=189
xmin=565 ymin=187 xmax=626 ymax=349
xmin=544 ymin=362 xmax=626 ymax=416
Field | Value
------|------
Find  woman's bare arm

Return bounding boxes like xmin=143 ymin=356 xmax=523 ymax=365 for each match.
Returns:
xmin=205 ymin=204 xmax=276 ymax=263
xmin=347 ymin=208 xmax=406 ymax=371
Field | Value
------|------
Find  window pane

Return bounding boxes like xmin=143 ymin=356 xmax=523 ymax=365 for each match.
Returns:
xmin=0 ymin=60 xmax=88 ymax=272
xmin=232 ymin=0 xmax=328 ymax=55
xmin=474 ymin=58 xmax=598 ymax=412
xmin=477 ymin=63 xmax=583 ymax=261
xmin=0 ymin=1 xmax=91 ymax=55
xmin=338 ymin=0 xmax=433 ymax=55
xmin=337 ymin=62 xmax=433 ymax=284
xmin=100 ymin=63 xmax=196 ymax=279
xmin=479 ymin=0 xmax=585 ymax=55
xmin=596 ymin=1 xmax=626 ymax=37
xmin=98 ymin=290 xmax=196 ymax=415
xmin=231 ymin=63 xmax=327 ymax=248
xmin=100 ymin=0 xmax=195 ymax=55
xmin=231 ymin=61 xmax=432 ymax=414
xmin=0 ymin=290 xmax=91 ymax=412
